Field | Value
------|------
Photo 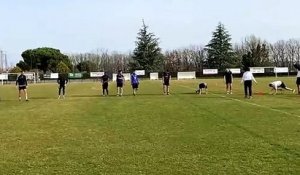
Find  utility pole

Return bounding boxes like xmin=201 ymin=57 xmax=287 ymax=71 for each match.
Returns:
xmin=4 ymin=52 xmax=7 ymax=71
xmin=0 ymin=50 xmax=3 ymax=73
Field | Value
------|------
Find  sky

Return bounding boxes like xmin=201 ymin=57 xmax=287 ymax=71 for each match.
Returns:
xmin=0 ymin=0 xmax=300 ymax=65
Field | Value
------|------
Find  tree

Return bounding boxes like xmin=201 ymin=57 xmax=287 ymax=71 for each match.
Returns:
xmin=21 ymin=47 xmax=72 ymax=73
xmin=76 ymin=60 xmax=98 ymax=72
xmin=9 ymin=66 xmax=22 ymax=73
xmin=16 ymin=60 xmax=30 ymax=71
xmin=206 ymin=23 xmax=236 ymax=71
xmin=130 ymin=20 xmax=163 ymax=72
xmin=240 ymin=36 xmax=271 ymax=68
xmin=57 ymin=61 xmax=71 ymax=74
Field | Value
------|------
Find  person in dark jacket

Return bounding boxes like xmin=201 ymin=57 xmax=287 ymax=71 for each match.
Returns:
xmin=101 ymin=72 xmax=109 ymax=96
xmin=116 ymin=70 xmax=125 ymax=96
xmin=16 ymin=71 xmax=28 ymax=101
xmin=57 ymin=74 xmax=68 ymax=99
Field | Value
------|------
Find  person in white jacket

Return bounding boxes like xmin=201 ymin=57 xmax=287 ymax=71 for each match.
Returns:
xmin=241 ymin=67 xmax=257 ymax=99
xmin=269 ymin=81 xmax=295 ymax=95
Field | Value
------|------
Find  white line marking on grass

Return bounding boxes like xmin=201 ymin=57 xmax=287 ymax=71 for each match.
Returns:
xmin=179 ymin=85 xmax=300 ymax=119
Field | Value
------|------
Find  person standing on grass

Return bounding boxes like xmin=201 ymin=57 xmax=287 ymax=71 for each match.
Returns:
xmin=57 ymin=74 xmax=68 ymax=99
xmin=162 ymin=70 xmax=171 ymax=95
xmin=294 ymin=63 xmax=300 ymax=94
xmin=116 ymin=70 xmax=125 ymax=96
xmin=130 ymin=71 xmax=139 ymax=96
xmin=241 ymin=67 xmax=257 ymax=99
xmin=101 ymin=72 xmax=109 ymax=96
xmin=269 ymin=80 xmax=295 ymax=95
xmin=224 ymin=69 xmax=233 ymax=94
xmin=16 ymin=71 xmax=28 ymax=101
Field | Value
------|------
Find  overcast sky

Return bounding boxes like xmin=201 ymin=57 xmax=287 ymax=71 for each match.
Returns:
xmin=0 ymin=0 xmax=300 ymax=65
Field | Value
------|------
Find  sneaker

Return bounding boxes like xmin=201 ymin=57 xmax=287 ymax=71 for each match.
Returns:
xmin=226 ymin=91 xmax=229 ymax=94
xmin=230 ymin=91 xmax=233 ymax=95
xmin=26 ymin=99 xmax=29 ymax=102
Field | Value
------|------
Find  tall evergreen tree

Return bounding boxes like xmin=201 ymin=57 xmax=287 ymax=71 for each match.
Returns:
xmin=130 ymin=20 xmax=163 ymax=72
xmin=206 ymin=23 xmax=236 ymax=71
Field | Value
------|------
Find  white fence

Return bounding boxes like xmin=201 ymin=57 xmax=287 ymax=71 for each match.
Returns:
xmin=274 ymin=67 xmax=288 ymax=73
xmin=112 ymin=73 xmax=131 ymax=81
xmin=250 ymin=67 xmax=265 ymax=74
xmin=50 ymin=73 xmax=59 ymax=79
xmin=0 ymin=74 xmax=8 ymax=85
xmin=203 ymin=69 xmax=218 ymax=75
xmin=228 ymin=68 xmax=241 ymax=74
xmin=150 ymin=73 xmax=159 ymax=80
xmin=177 ymin=71 xmax=196 ymax=80
xmin=90 ymin=72 xmax=104 ymax=78
xmin=135 ymin=70 xmax=145 ymax=76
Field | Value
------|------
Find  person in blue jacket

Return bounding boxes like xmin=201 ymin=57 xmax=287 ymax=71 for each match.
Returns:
xmin=131 ymin=71 xmax=139 ymax=96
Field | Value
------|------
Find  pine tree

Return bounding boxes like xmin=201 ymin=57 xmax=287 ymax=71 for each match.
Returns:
xmin=206 ymin=23 xmax=236 ymax=71
xmin=130 ymin=20 xmax=163 ymax=72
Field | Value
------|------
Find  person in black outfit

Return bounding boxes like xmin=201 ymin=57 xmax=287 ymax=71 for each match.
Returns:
xmin=294 ymin=63 xmax=300 ymax=94
xmin=101 ymin=72 xmax=109 ymax=96
xmin=16 ymin=71 xmax=28 ymax=101
xmin=224 ymin=69 xmax=233 ymax=94
xmin=116 ymin=70 xmax=125 ymax=96
xmin=57 ymin=74 xmax=68 ymax=99
xmin=162 ymin=70 xmax=171 ymax=95
xmin=196 ymin=82 xmax=208 ymax=95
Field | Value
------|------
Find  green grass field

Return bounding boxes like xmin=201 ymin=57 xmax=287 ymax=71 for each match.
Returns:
xmin=0 ymin=77 xmax=299 ymax=174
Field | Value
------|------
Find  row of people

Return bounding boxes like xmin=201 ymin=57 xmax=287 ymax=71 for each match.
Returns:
xmin=100 ymin=70 xmax=171 ymax=96
xmin=14 ymin=70 xmax=171 ymax=100
xmin=13 ymin=68 xmax=299 ymax=101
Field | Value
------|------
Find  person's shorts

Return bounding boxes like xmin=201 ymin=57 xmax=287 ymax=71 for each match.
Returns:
xmin=117 ymin=82 xmax=123 ymax=88
xmin=199 ymin=84 xmax=207 ymax=89
xmin=280 ymin=82 xmax=286 ymax=89
xmin=296 ymin=78 xmax=300 ymax=85
xmin=102 ymin=82 xmax=108 ymax=89
xmin=19 ymin=86 xmax=26 ymax=90
xmin=163 ymin=81 xmax=170 ymax=86
xmin=132 ymin=83 xmax=139 ymax=89
xmin=226 ymin=80 xmax=232 ymax=84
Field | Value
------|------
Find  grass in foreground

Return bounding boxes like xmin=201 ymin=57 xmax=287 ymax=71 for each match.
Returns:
xmin=0 ymin=77 xmax=299 ymax=174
